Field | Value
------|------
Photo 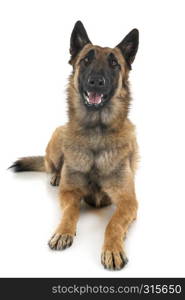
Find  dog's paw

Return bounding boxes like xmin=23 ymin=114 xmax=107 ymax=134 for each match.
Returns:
xmin=48 ymin=233 xmax=73 ymax=250
xmin=50 ymin=174 xmax=60 ymax=186
xmin=101 ymin=250 xmax=128 ymax=271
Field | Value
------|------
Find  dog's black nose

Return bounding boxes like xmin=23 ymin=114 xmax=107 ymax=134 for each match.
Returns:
xmin=87 ymin=75 xmax=105 ymax=88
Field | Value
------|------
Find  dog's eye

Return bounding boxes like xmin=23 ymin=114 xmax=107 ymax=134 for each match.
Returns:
xmin=81 ymin=50 xmax=95 ymax=66
xmin=111 ymin=59 xmax=118 ymax=67
xmin=109 ymin=54 xmax=120 ymax=69
xmin=83 ymin=57 xmax=89 ymax=65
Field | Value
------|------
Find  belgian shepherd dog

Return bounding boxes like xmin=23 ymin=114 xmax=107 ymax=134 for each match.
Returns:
xmin=10 ymin=21 xmax=139 ymax=270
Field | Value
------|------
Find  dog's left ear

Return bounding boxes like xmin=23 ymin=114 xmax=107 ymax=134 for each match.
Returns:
xmin=69 ymin=21 xmax=92 ymax=64
xmin=116 ymin=29 xmax=139 ymax=69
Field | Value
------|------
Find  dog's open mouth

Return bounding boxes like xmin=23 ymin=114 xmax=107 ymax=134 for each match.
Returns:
xmin=83 ymin=91 xmax=107 ymax=108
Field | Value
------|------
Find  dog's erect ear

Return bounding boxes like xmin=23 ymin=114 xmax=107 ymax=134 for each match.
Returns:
xmin=69 ymin=21 xmax=92 ymax=64
xmin=116 ymin=29 xmax=139 ymax=69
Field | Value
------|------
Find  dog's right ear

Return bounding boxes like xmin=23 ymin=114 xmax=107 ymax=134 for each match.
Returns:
xmin=69 ymin=21 xmax=92 ymax=64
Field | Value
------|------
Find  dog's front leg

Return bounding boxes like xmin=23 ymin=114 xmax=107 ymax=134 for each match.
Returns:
xmin=48 ymin=188 xmax=82 ymax=250
xmin=101 ymin=170 xmax=138 ymax=270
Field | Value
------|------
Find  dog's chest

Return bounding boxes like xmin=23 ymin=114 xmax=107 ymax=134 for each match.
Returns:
xmin=64 ymin=134 xmax=122 ymax=176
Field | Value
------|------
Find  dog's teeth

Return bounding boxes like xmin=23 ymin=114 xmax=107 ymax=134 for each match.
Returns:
xmin=86 ymin=97 xmax=90 ymax=103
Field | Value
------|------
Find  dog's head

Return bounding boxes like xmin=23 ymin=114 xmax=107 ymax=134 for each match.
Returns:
xmin=68 ymin=21 xmax=139 ymax=125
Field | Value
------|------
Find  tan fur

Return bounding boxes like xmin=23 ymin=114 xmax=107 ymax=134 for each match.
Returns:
xmin=45 ymin=45 xmax=139 ymax=270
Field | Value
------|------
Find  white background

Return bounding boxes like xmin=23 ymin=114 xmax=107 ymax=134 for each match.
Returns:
xmin=0 ymin=0 xmax=185 ymax=277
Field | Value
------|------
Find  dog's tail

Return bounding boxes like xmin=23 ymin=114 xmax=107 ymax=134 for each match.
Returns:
xmin=9 ymin=156 xmax=45 ymax=172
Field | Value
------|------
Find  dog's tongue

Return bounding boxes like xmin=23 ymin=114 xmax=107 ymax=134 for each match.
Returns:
xmin=88 ymin=92 xmax=102 ymax=104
